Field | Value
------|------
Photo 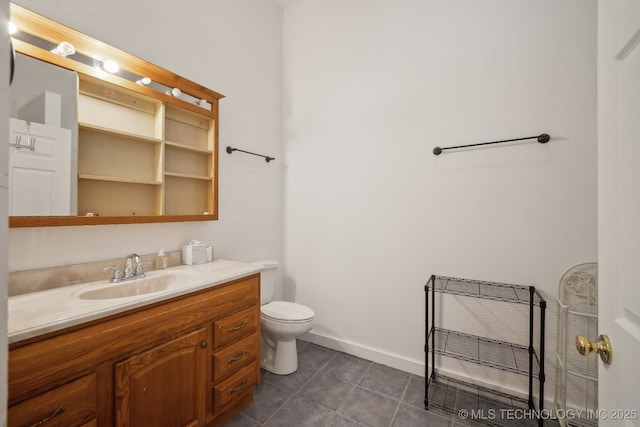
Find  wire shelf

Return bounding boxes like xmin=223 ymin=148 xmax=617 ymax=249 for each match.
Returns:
xmin=428 ymin=275 xmax=545 ymax=306
xmin=567 ymin=418 xmax=598 ymax=427
xmin=564 ymin=301 xmax=597 ymax=317
xmin=426 ymin=374 xmax=539 ymax=427
xmin=425 ymin=274 xmax=546 ymax=426
xmin=566 ymin=349 xmax=598 ymax=381
xmin=431 ymin=328 xmax=539 ymax=376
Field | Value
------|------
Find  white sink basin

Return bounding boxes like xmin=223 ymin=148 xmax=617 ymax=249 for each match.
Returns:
xmin=76 ymin=270 xmax=204 ymax=300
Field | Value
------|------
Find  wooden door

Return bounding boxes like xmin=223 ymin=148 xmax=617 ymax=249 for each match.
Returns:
xmin=597 ymin=0 xmax=640 ymax=423
xmin=115 ymin=328 xmax=208 ymax=427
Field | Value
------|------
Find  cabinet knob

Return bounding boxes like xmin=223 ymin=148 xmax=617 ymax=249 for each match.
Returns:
xmin=201 ymin=341 xmax=208 ymax=349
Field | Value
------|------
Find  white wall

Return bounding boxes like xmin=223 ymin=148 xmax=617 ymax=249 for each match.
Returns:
xmin=283 ymin=0 xmax=597 ymax=391
xmin=9 ymin=1 xmax=284 ymax=281
xmin=1 ymin=0 xmax=10 ymax=422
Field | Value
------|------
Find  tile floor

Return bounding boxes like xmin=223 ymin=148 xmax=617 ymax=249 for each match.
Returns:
xmin=223 ymin=340 xmax=512 ymax=427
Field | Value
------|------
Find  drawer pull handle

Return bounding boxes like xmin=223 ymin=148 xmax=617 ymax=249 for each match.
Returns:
xmin=228 ymin=349 xmax=249 ymax=364
xmin=29 ymin=406 xmax=66 ymax=427
xmin=228 ymin=378 xmax=248 ymax=395
xmin=228 ymin=321 xmax=248 ymax=332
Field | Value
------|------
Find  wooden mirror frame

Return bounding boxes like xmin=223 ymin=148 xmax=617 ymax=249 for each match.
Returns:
xmin=9 ymin=4 xmax=223 ymax=227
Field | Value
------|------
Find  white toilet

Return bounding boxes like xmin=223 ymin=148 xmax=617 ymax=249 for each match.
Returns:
xmin=258 ymin=261 xmax=314 ymax=375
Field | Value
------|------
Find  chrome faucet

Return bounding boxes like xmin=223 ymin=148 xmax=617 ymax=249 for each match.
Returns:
xmin=124 ymin=253 xmax=143 ymax=277
xmin=104 ymin=253 xmax=149 ymax=283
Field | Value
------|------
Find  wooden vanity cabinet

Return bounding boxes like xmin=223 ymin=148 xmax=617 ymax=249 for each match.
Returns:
xmin=8 ymin=274 xmax=261 ymax=427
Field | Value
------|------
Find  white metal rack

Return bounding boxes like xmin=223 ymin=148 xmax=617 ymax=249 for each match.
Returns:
xmin=554 ymin=263 xmax=598 ymax=427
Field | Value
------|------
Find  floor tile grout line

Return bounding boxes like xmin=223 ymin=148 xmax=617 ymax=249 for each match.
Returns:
xmin=243 ymin=368 xmax=301 ymax=426
xmin=262 ymin=344 xmax=339 ymax=426
xmin=398 ymin=373 xmax=413 ymax=402
xmin=386 ymin=399 xmax=403 ymax=427
xmin=317 ymin=354 xmax=376 ymax=426
xmin=384 ymin=369 xmax=415 ymax=427
xmin=333 ymin=380 xmax=361 ymax=415
xmin=261 ymin=365 xmax=315 ymax=427
xmin=323 ymin=383 xmax=370 ymax=427
xmin=330 ymin=360 xmax=375 ymax=424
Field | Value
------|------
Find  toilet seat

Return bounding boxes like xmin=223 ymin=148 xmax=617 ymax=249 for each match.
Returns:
xmin=261 ymin=301 xmax=314 ymax=323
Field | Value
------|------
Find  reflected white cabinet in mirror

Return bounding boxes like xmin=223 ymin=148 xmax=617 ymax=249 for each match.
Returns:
xmin=8 ymin=3 xmax=224 ymax=227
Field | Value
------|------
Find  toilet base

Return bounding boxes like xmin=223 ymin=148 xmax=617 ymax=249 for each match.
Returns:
xmin=260 ymin=334 xmax=299 ymax=375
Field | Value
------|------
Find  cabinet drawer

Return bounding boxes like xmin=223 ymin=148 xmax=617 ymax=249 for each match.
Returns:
xmin=213 ymin=363 xmax=258 ymax=412
xmin=213 ymin=333 xmax=258 ymax=382
xmin=8 ymin=373 xmax=97 ymax=427
xmin=213 ymin=306 xmax=259 ymax=350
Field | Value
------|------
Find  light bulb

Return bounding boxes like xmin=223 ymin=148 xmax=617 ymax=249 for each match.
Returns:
xmin=165 ymin=88 xmax=181 ymax=97
xmin=103 ymin=59 xmax=119 ymax=73
xmin=51 ymin=41 xmax=76 ymax=57
xmin=8 ymin=21 xmax=17 ymax=35
xmin=136 ymin=77 xmax=152 ymax=85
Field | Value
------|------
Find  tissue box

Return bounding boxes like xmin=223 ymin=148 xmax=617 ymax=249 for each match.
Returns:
xmin=182 ymin=243 xmax=207 ymax=265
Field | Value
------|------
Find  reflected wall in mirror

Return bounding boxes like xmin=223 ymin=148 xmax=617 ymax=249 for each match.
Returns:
xmin=8 ymin=3 xmax=224 ymax=228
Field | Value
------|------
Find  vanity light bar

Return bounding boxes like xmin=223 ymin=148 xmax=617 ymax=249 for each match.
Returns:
xmin=9 ymin=3 xmax=224 ymax=117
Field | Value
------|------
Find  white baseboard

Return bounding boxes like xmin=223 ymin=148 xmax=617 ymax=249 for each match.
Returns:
xmin=301 ymin=330 xmax=425 ymax=376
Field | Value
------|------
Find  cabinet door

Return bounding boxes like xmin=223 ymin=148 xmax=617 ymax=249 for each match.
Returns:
xmin=115 ymin=328 xmax=208 ymax=427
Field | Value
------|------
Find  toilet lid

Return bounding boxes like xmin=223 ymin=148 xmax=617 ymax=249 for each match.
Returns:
xmin=261 ymin=301 xmax=314 ymax=322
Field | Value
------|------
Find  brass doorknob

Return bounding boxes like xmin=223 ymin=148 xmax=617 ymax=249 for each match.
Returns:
xmin=576 ymin=334 xmax=612 ymax=365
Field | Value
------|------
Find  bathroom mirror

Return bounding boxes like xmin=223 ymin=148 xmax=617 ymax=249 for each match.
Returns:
xmin=8 ymin=3 xmax=224 ymax=227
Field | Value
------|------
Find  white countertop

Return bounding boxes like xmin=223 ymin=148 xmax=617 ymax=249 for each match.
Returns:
xmin=9 ymin=259 xmax=264 ymax=344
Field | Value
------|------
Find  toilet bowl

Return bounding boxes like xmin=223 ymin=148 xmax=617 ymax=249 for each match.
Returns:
xmin=261 ymin=301 xmax=314 ymax=374
xmin=257 ymin=261 xmax=314 ymax=375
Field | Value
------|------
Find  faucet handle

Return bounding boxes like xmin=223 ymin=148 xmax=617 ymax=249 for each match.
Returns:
xmin=135 ymin=261 xmax=150 ymax=276
xmin=104 ymin=266 xmax=124 ymax=282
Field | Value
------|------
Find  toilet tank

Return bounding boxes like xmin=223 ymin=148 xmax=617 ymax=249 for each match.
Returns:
xmin=257 ymin=260 xmax=278 ymax=305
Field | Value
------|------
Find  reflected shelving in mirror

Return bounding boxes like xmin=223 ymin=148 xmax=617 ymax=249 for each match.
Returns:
xmin=8 ymin=3 xmax=224 ymax=227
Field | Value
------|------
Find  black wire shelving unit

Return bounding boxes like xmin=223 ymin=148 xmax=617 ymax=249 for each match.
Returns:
xmin=428 ymin=374 xmax=539 ymax=427
xmin=424 ymin=275 xmax=547 ymax=426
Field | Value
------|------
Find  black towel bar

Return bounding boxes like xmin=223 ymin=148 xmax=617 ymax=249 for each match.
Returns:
xmin=226 ymin=146 xmax=275 ymax=163
xmin=433 ymin=134 xmax=550 ymax=155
